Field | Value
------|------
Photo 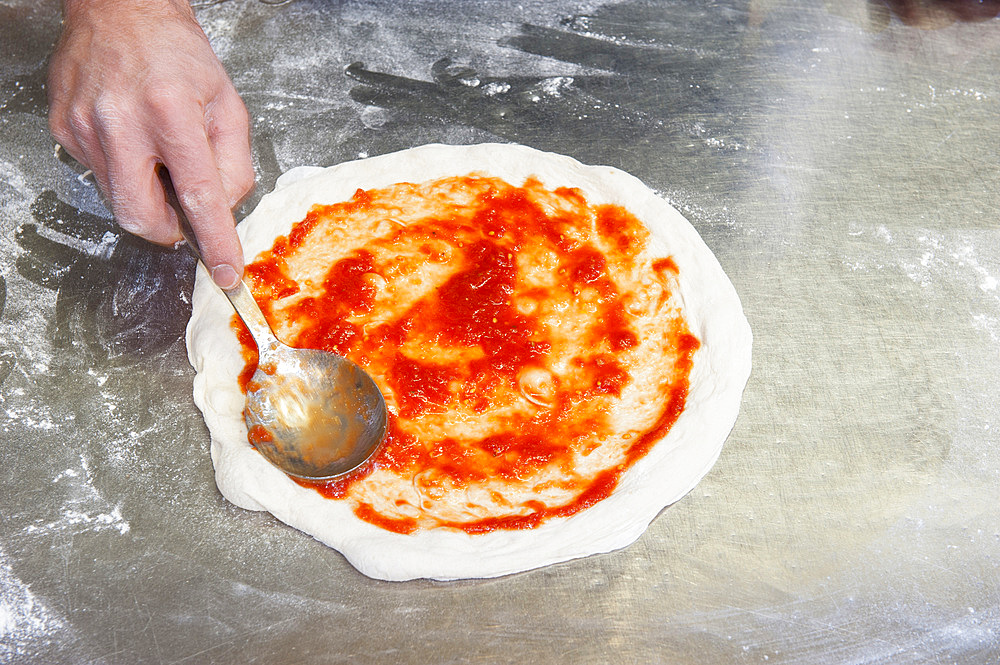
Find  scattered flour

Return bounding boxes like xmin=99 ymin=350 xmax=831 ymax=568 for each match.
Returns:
xmin=85 ymin=368 xmax=107 ymax=388
xmin=691 ymin=121 xmax=749 ymax=152
xmin=24 ymin=454 xmax=130 ymax=537
xmin=480 ymin=81 xmax=512 ymax=96
xmin=2 ymin=406 xmax=57 ymax=432
xmin=537 ymin=76 xmax=573 ymax=98
xmin=971 ymin=313 xmax=1000 ymax=345
xmin=842 ymin=226 xmax=1000 ymax=349
xmin=943 ymin=87 xmax=988 ymax=102
xmin=0 ymin=549 xmax=66 ymax=662
xmin=0 ymin=160 xmax=36 ymax=204
xmin=28 ymin=225 xmax=118 ymax=262
xmin=658 ymin=188 xmax=742 ymax=234
xmin=0 ymin=159 xmax=34 ymax=203
xmin=897 ymin=232 xmax=998 ymax=294
xmin=846 ymin=226 xmax=999 ymax=294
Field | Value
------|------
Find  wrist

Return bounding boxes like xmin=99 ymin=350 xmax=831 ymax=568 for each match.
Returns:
xmin=62 ymin=0 xmax=194 ymax=21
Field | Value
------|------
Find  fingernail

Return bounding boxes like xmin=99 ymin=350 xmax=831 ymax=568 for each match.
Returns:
xmin=211 ymin=264 xmax=240 ymax=290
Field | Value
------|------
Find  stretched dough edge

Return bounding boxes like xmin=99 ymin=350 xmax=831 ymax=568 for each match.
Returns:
xmin=186 ymin=143 xmax=752 ymax=581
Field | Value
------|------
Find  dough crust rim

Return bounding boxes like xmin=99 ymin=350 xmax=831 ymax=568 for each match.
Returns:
xmin=186 ymin=143 xmax=753 ymax=581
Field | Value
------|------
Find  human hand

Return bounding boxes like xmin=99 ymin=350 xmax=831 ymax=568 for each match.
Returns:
xmin=47 ymin=0 xmax=254 ymax=289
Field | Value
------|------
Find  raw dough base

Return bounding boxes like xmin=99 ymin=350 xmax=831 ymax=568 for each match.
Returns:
xmin=186 ymin=143 xmax=752 ymax=581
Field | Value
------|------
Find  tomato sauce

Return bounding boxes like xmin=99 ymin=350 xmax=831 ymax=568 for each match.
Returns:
xmin=234 ymin=175 xmax=699 ymax=535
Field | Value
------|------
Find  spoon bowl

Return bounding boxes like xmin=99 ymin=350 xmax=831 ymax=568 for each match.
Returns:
xmin=160 ymin=167 xmax=387 ymax=479
xmin=245 ymin=344 xmax=387 ymax=479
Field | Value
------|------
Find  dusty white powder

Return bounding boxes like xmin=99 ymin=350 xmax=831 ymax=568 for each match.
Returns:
xmin=0 ymin=159 xmax=35 ymax=204
xmin=0 ymin=549 xmax=66 ymax=662
xmin=24 ymin=454 xmax=131 ymax=537
xmin=480 ymin=81 xmax=512 ymax=96
xmin=1 ymin=395 xmax=59 ymax=437
xmin=845 ymin=226 xmax=999 ymax=295
xmin=896 ymin=232 xmax=998 ymax=295
xmin=841 ymin=226 xmax=1000 ymax=360
xmin=537 ymin=76 xmax=573 ymax=97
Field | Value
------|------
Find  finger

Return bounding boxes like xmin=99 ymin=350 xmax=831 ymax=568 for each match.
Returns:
xmin=46 ymin=55 xmax=85 ymax=159
xmin=48 ymin=96 xmax=111 ymax=192
xmin=156 ymin=119 xmax=244 ymax=288
xmin=58 ymin=107 xmax=123 ymax=214
xmin=94 ymin=106 xmax=183 ymax=247
xmin=106 ymin=154 xmax=184 ymax=248
xmin=76 ymin=138 xmax=114 ymax=201
xmin=48 ymin=112 xmax=86 ymax=169
xmin=206 ymin=86 xmax=255 ymax=208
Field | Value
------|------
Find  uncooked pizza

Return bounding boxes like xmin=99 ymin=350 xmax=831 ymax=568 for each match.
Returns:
xmin=187 ymin=143 xmax=751 ymax=581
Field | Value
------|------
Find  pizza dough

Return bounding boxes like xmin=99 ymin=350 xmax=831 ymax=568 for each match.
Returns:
xmin=186 ymin=143 xmax=752 ymax=581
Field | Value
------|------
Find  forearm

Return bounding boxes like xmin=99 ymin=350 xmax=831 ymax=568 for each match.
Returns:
xmin=62 ymin=0 xmax=195 ymax=19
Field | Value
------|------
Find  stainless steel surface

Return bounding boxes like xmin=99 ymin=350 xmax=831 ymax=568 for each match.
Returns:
xmin=160 ymin=168 xmax=387 ymax=480
xmin=2 ymin=0 xmax=999 ymax=662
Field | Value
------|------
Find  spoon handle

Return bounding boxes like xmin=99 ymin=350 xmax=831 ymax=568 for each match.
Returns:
xmin=157 ymin=166 xmax=281 ymax=357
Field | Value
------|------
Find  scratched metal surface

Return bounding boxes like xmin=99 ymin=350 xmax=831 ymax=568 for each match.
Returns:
xmin=2 ymin=0 xmax=999 ymax=662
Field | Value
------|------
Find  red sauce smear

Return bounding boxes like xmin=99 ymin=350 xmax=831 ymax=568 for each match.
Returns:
xmin=236 ymin=176 xmax=699 ymax=535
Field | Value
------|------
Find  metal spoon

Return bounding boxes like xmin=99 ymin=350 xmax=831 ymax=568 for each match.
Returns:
xmin=159 ymin=168 xmax=388 ymax=479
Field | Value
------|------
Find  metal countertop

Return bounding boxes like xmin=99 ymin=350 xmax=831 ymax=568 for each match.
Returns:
xmin=1 ymin=1 xmax=999 ymax=662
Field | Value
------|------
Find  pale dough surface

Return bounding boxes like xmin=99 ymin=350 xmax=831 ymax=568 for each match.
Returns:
xmin=186 ymin=143 xmax=752 ymax=581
